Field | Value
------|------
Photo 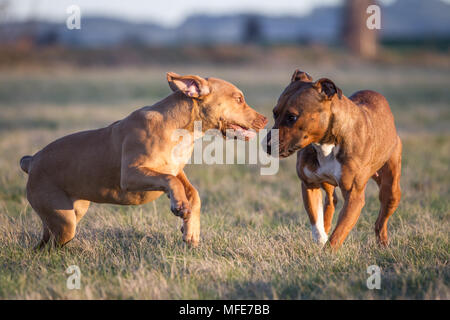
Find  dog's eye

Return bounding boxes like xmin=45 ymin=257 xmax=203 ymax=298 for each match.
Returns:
xmin=287 ymin=114 xmax=298 ymax=123
xmin=236 ymin=97 xmax=243 ymax=104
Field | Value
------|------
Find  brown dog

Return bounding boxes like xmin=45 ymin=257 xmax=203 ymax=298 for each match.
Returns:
xmin=265 ymin=69 xmax=401 ymax=249
xmin=20 ymin=72 xmax=267 ymax=248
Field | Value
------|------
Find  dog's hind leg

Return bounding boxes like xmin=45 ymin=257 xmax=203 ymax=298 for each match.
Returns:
xmin=74 ymin=200 xmax=90 ymax=223
xmin=322 ymin=183 xmax=338 ymax=235
xmin=39 ymin=205 xmax=77 ymax=247
xmin=375 ymin=137 xmax=402 ymax=246
xmin=27 ymin=179 xmax=78 ymax=248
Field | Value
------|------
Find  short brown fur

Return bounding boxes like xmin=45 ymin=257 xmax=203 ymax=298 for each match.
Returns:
xmin=265 ymin=69 xmax=401 ymax=249
xmin=21 ymin=72 xmax=267 ymax=249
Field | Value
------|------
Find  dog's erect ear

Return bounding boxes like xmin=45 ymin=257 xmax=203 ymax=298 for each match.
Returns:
xmin=291 ymin=69 xmax=313 ymax=83
xmin=167 ymin=72 xmax=210 ymax=98
xmin=313 ymin=78 xmax=342 ymax=100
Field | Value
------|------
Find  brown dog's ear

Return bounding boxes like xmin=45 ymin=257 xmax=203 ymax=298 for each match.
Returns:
xmin=313 ymin=78 xmax=342 ymax=100
xmin=167 ymin=72 xmax=210 ymax=98
xmin=291 ymin=69 xmax=313 ymax=83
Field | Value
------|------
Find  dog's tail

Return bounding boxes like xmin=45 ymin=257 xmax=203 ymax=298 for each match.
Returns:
xmin=19 ymin=155 xmax=33 ymax=174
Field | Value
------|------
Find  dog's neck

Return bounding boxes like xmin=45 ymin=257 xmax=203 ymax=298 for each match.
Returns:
xmin=320 ymin=95 xmax=369 ymax=150
xmin=165 ymin=92 xmax=218 ymax=134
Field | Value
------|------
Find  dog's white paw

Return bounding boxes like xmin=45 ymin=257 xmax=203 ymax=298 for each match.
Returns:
xmin=312 ymin=225 xmax=328 ymax=247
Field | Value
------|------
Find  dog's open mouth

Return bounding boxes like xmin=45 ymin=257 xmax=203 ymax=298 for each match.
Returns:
xmin=224 ymin=123 xmax=257 ymax=140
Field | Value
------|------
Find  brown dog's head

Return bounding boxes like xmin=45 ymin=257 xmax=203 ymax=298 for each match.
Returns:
xmin=167 ymin=72 xmax=267 ymax=140
xmin=265 ymin=69 xmax=342 ymax=157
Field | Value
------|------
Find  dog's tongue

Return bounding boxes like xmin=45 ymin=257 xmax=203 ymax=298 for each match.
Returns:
xmin=241 ymin=129 xmax=257 ymax=140
xmin=230 ymin=124 xmax=257 ymax=140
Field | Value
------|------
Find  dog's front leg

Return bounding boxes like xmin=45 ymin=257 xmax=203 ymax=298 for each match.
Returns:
xmin=177 ymin=170 xmax=200 ymax=247
xmin=121 ymin=166 xmax=191 ymax=217
xmin=327 ymin=186 xmax=366 ymax=250
xmin=301 ymin=183 xmax=328 ymax=246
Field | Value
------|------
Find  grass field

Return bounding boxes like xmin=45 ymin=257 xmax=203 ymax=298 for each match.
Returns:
xmin=0 ymin=63 xmax=448 ymax=299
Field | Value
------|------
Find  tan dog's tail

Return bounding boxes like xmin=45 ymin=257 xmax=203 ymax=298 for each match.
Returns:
xmin=19 ymin=155 xmax=33 ymax=174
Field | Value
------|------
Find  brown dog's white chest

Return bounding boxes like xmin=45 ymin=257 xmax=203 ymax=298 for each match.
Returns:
xmin=303 ymin=143 xmax=342 ymax=186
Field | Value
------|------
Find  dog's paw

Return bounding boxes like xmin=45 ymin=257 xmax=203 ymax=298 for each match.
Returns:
xmin=376 ymin=237 xmax=389 ymax=247
xmin=182 ymin=216 xmax=200 ymax=247
xmin=183 ymin=230 xmax=200 ymax=248
xmin=170 ymin=199 xmax=191 ymax=218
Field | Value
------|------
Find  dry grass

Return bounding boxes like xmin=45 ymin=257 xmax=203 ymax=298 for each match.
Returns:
xmin=0 ymin=64 xmax=448 ymax=299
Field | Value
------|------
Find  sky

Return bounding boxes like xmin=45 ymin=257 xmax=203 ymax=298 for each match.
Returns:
xmin=6 ymin=0 xmax=449 ymax=27
xmin=3 ymin=0 xmax=352 ymax=27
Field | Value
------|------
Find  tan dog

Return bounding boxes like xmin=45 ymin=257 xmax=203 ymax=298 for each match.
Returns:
xmin=265 ymin=69 xmax=401 ymax=250
xmin=20 ymin=72 xmax=267 ymax=248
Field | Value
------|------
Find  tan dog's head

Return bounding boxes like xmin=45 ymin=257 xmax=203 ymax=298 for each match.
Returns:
xmin=265 ymin=69 xmax=342 ymax=157
xmin=167 ymin=72 xmax=267 ymax=140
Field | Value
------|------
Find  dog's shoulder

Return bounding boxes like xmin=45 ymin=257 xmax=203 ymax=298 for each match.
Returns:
xmin=114 ymin=107 xmax=165 ymax=140
xmin=349 ymin=90 xmax=389 ymax=110
xmin=129 ymin=106 xmax=164 ymax=124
